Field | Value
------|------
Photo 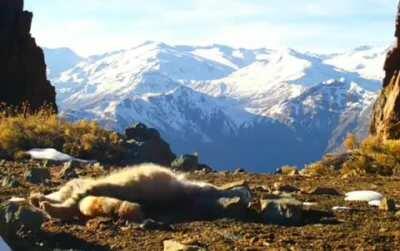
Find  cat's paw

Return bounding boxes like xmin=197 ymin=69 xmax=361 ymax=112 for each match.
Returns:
xmin=29 ymin=193 xmax=45 ymax=208
xmin=118 ymin=201 xmax=144 ymax=222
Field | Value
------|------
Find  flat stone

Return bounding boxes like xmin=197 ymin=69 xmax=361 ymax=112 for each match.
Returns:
xmin=163 ymin=240 xmax=206 ymax=251
xmin=273 ymin=183 xmax=300 ymax=193
xmin=140 ymin=219 xmax=172 ymax=231
xmin=306 ymin=187 xmax=341 ymax=196
xmin=219 ymin=180 xmax=248 ymax=190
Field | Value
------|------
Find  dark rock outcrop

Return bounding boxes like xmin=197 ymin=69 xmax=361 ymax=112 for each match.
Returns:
xmin=123 ymin=123 xmax=176 ymax=166
xmin=0 ymin=0 xmax=57 ymax=111
xmin=370 ymin=1 xmax=400 ymax=139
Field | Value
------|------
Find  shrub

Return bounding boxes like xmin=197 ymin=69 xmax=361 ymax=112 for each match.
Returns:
xmin=343 ymin=133 xmax=359 ymax=151
xmin=309 ymin=135 xmax=400 ymax=177
xmin=0 ymin=105 xmax=125 ymax=162
xmin=302 ymin=163 xmax=335 ymax=177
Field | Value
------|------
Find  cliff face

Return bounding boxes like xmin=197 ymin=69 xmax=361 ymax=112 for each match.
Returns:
xmin=0 ymin=0 xmax=57 ymax=111
xmin=370 ymin=2 xmax=400 ymax=139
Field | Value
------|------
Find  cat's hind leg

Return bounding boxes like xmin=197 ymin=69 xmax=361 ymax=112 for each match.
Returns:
xmin=79 ymin=196 xmax=144 ymax=222
xmin=29 ymin=179 xmax=82 ymax=208
xmin=39 ymin=199 xmax=82 ymax=221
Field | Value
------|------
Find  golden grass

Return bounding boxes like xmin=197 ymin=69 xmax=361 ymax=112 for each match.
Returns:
xmin=304 ymin=134 xmax=400 ymax=177
xmin=0 ymin=104 xmax=125 ymax=162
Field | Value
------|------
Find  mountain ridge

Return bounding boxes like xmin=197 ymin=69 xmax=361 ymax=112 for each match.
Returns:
xmin=45 ymin=42 xmax=386 ymax=171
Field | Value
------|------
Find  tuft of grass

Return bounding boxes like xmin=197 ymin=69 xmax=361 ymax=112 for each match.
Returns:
xmin=0 ymin=104 xmax=125 ymax=162
xmin=304 ymin=134 xmax=400 ymax=177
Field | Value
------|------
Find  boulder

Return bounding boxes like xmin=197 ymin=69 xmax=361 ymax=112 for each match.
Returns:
xmin=124 ymin=124 xmax=176 ymax=166
xmin=0 ymin=0 xmax=57 ymax=111
xmin=0 ymin=202 xmax=45 ymax=242
xmin=24 ymin=167 xmax=50 ymax=184
xmin=260 ymin=198 xmax=304 ymax=226
xmin=171 ymin=155 xmax=199 ymax=172
xmin=217 ymin=197 xmax=249 ymax=219
xmin=125 ymin=123 xmax=160 ymax=141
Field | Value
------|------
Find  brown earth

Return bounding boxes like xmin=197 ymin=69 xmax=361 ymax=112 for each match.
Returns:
xmin=0 ymin=161 xmax=399 ymax=250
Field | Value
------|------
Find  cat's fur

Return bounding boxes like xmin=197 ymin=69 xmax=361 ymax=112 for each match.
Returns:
xmin=29 ymin=163 xmax=236 ymax=221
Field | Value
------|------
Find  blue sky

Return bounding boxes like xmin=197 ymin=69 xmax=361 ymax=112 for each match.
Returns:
xmin=26 ymin=0 xmax=398 ymax=56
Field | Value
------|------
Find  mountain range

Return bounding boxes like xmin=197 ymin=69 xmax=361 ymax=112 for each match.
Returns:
xmin=43 ymin=42 xmax=386 ymax=172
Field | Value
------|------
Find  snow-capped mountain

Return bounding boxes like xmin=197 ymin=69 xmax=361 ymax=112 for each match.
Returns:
xmin=46 ymin=42 xmax=386 ymax=172
xmin=44 ymin=47 xmax=82 ymax=79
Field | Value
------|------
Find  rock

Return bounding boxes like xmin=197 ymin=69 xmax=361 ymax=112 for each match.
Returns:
xmin=233 ymin=168 xmax=245 ymax=174
xmin=58 ymin=161 xmax=79 ymax=179
xmin=163 ymin=240 xmax=205 ymax=251
xmin=0 ymin=202 xmax=45 ymax=238
xmin=379 ymin=198 xmax=397 ymax=212
xmin=24 ymin=167 xmax=50 ymax=184
xmin=396 ymin=211 xmax=400 ymax=218
xmin=370 ymin=5 xmax=400 ymax=139
xmin=273 ymin=182 xmax=300 ymax=193
xmin=125 ymin=123 xmax=160 ymax=141
xmin=171 ymin=155 xmax=199 ymax=172
xmin=223 ymin=186 xmax=252 ymax=206
xmin=140 ymin=219 xmax=172 ymax=231
xmin=0 ymin=0 xmax=57 ymax=111
xmin=260 ymin=198 xmax=304 ymax=226
xmin=219 ymin=180 xmax=248 ymax=190
xmin=124 ymin=124 xmax=176 ymax=166
xmin=306 ymin=187 xmax=341 ymax=196
xmin=217 ymin=197 xmax=248 ymax=219
xmin=1 ymin=177 xmax=19 ymax=188
xmin=278 ymin=166 xmax=299 ymax=176
xmin=197 ymin=164 xmax=213 ymax=173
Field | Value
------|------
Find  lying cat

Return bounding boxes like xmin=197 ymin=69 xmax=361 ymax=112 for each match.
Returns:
xmin=29 ymin=163 xmax=249 ymax=221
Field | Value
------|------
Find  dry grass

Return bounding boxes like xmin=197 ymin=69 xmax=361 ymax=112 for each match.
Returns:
xmin=304 ymin=134 xmax=400 ymax=177
xmin=0 ymin=104 xmax=125 ymax=162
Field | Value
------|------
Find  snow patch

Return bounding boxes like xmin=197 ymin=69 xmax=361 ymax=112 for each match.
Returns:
xmin=344 ymin=191 xmax=383 ymax=202
xmin=26 ymin=148 xmax=92 ymax=163
xmin=368 ymin=200 xmax=382 ymax=207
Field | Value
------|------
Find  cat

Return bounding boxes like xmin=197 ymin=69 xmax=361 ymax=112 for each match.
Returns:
xmin=29 ymin=163 xmax=249 ymax=221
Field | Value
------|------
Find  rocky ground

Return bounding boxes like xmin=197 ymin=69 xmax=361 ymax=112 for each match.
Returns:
xmin=0 ymin=160 xmax=400 ymax=250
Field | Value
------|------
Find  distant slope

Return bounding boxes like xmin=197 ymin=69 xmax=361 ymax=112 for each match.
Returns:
xmin=44 ymin=48 xmax=82 ymax=79
xmin=45 ymin=42 xmax=385 ymax=172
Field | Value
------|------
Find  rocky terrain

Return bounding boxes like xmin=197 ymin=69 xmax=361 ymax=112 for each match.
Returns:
xmin=0 ymin=0 xmax=57 ymax=111
xmin=0 ymin=161 xmax=399 ymax=250
xmin=1 ymin=1 xmax=400 ymax=250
